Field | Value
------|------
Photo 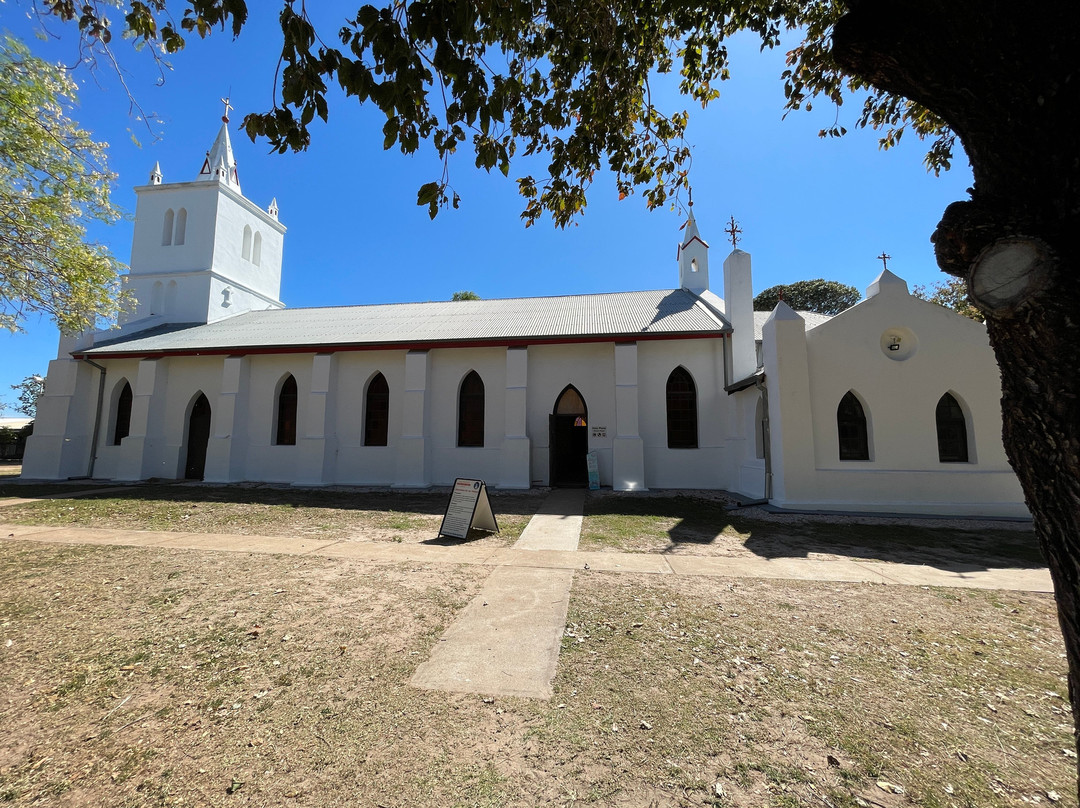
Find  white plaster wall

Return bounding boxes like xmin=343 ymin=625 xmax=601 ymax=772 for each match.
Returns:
xmin=240 ymin=355 xmax=312 ymax=483
xmin=128 ymin=184 xmax=219 ymax=279
xmin=770 ymin=282 xmax=1027 ymax=516
xmin=525 ymin=343 xmax=616 ymax=486
xmin=427 ymin=347 xmax=507 ymax=486
xmin=332 ymin=351 xmax=407 ymax=484
xmin=210 ymin=183 xmax=284 ymax=302
xmin=638 ymin=338 xmax=731 ymax=489
xmin=90 ymin=360 xmax=143 ymax=480
xmin=146 ymin=354 xmax=224 ymax=479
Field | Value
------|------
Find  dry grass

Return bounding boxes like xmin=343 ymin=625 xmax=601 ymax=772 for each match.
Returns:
xmin=0 ymin=541 xmax=1071 ymax=807
xmin=0 ymin=484 xmax=540 ymax=546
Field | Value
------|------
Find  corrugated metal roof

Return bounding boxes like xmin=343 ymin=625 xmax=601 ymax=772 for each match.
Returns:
xmin=753 ymin=310 xmax=833 ymax=341
xmin=84 ymin=289 xmax=731 ymax=356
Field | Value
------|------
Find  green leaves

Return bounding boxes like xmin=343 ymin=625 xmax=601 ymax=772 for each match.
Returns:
xmin=0 ymin=36 xmax=126 ymax=334
xmin=43 ymin=1 xmax=956 ymax=225
xmin=753 ymin=279 xmax=861 ymax=316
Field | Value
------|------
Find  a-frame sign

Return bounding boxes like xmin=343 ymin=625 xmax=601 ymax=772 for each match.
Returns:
xmin=438 ymin=478 xmax=500 ymax=539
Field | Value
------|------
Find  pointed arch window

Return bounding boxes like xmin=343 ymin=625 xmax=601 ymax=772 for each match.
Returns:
xmin=666 ymin=366 xmax=698 ymax=449
xmin=252 ymin=232 xmax=262 ymax=266
xmin=275 ymin=375 xmax=298 ymax=446
xmin=242 ymin=225 xmax=253 ymax=261
xmin=113 ymin=381 xmax=133 ymax=445
xmin=936 ymin=392 xmax=969 ymax=462
xmin=162 ymin=209 xmax=174 ymax=246
xmin=457 ymin=371 xmax=485 ymax=447
xmin=174 ymin=208 xmax=187 ymax=245
xmin=837 ymin=391 xmax=870 ymax=461
xmin=364 ymin=373 xmax=389 ymax=447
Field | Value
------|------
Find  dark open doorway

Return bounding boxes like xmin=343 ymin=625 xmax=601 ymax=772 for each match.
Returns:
xmin=549 ymin=385 xmax=588 ymax=487
xmin=184 ymin=393 xmax=212 ymax=480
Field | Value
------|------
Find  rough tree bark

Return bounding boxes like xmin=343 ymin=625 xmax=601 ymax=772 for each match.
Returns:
xmin=833 ymin=0 xmax=1080 ymax=788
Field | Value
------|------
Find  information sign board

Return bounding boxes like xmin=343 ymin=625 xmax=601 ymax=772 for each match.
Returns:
xmin=439 ymin=478 xmax=500 ymax=539
xmin=586 ymin=452 xmax=600 ymax=490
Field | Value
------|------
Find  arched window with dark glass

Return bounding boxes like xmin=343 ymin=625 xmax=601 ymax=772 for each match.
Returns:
xmin=837 ymin=391 xmax=870 ymax=461
xmin=666 ymin=366 xmax=698 ymax=449
xmin=275 ymin=374 xmax=298 ymax=446
xmin=936 ymin=392 xmax=969 ymax=462
xmin=457 ymin=371 xmax=485 ymax=447
xmin=113 ymin=381 xmax=132 ymax=445
xmin=364 ymin=372 xmax=389 ymax=446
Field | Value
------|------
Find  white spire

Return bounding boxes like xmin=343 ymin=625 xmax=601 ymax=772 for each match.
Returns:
xmin=268 ymin=197 xmax=279 ymax=220
xmin=680 ymin=206 xmax=707 ymax=251
xmin=149 ymin=161 xmax=162 ymax=185
xmin=678 ymin=204 xmax=710 ymax=293
xmin=197 ymin=119 xmax=240 ymax=191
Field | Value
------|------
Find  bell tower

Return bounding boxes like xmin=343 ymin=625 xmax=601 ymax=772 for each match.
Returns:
xmin=118 ymin=102 xmax=286 ymax=333
xmin=677 ymin=205 xmax=710 ymax=293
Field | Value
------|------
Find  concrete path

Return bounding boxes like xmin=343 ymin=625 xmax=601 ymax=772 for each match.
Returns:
xmin=0 ymin=521 xmax=1052 ymax=593
xmin=511 ymin=488 xmax=585 ymax=551
xmin=412 ymin=488 xmax=587 ymax=698
xmin=410 ymin=567 xmax=574 ymax=698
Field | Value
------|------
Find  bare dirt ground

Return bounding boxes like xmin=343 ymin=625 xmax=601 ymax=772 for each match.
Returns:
xmin=0 ymin=483 xmax=543 ymax=548
xmin=0 ymin=540 xmax=1072 ymax=808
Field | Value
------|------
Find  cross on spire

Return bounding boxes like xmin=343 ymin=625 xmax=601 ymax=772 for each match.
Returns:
xmin=877 ymin=251 xmax=891 ymax=270
xmin=221 ymin=95 xmax=233 ymax=123
xmin=724 ymin=215 xmax=742 ymax=249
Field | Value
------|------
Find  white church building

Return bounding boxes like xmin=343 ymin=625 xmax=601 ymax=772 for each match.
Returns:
xmin=23 ymin=120 xmax=1029 ymax=517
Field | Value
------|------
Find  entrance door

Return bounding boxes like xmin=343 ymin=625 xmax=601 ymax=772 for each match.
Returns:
xmin=184 ymin=393 xmax=212 ymax=480
xmin=549 ymin=385 xmax=588 ymax=487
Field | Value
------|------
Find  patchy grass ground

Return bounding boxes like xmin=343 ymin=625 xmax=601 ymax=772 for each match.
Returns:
xmin=0 ymin=484 xmax=540 ymax=546
xmin=0 ymin=542 xmax=1071 ymax=807
xmin=581 ymin=492 xmax=1043 ymax=570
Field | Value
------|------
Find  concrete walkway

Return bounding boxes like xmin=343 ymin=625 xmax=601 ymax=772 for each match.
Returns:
xmin=511 ymin=489 xmax=585 ymax=551
xmin=0 ymin=520 xmax=1051 ymax=593
xmin=412 ymin=488 xmax=586 ymax=698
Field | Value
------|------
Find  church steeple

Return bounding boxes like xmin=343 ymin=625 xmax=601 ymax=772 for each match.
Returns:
xmin=197 ymin=98 xmax=240 ymax=190
xmin=677 ymin=204 xmax=710 ymax=293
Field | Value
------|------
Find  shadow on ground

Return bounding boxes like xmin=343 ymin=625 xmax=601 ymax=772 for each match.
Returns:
xmin=0 ymin=479 xmax=545 ymax=518
xmin=583 ymin=494 xmax=1044 ymax=572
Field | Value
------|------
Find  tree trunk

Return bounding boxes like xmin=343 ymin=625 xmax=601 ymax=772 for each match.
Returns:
xmin=832 ymin=0 xmax=1080 ymax=791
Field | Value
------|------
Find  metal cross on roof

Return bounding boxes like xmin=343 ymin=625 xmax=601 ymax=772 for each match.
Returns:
xmin=877 ymin=251 xmax=891 ymax=270
xmin=724 ymin=215 xmax=743 ymax=249
xmin=221 ymin=95 xmax=233 ymax=123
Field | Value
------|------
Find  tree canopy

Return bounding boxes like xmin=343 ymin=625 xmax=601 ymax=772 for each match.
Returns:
xmin=43 ymin=1 xmax=953 ymax=226
xmin=0 ymin=36 xmax=125 ymax=334
xmin=451 ymin=290 xmax=481 ymax=301
xmin=753 ymin=279 xmax=860 ymax=316
xmin=9 ymin=373 xmax=45 ymax=418
xmin=912 ymin=277 xmax=981 ymax=321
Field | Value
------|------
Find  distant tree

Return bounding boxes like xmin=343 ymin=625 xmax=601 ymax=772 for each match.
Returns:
xmin=753 ymin=280 xmax=860 ymax=316
xmin=913 ymin=277 xmax=981 ymax=321
xmin=0 ymin=36 xmax=125 ymax=334
xmin=451 ymin=290 xmax=481 ymax=301
xmin=10 ymin=374 xmax=44 ymax=418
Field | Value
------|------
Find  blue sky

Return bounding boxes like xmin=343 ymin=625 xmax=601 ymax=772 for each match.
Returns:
xmin=0 ymin=3 xmax=973 ymax=409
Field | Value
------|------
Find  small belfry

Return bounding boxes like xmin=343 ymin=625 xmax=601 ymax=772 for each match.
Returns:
xmin=677 ymin=201 xmax=710 ymax=293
